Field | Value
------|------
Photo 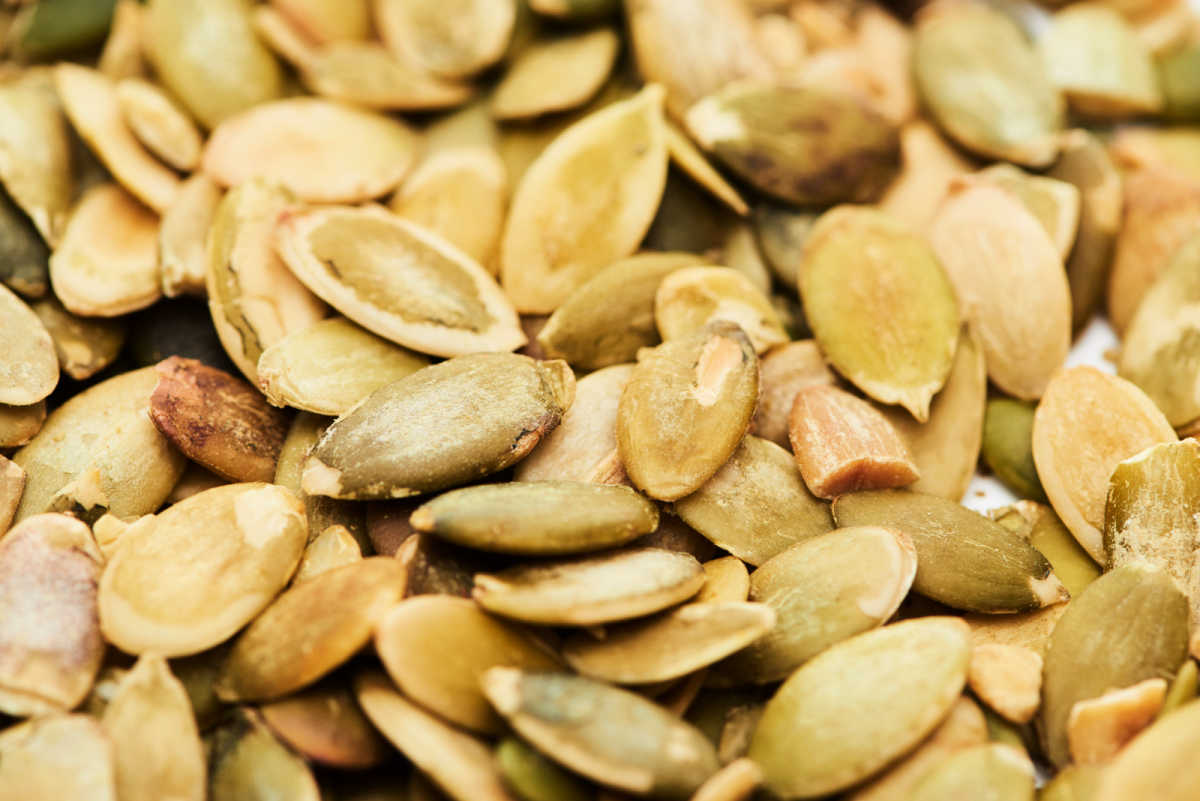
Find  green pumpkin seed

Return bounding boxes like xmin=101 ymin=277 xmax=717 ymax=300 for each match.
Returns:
xmin=799 ymin=206 xmax=959 ymax=421
xmin=0 ymin=184 xmax=50 ymax=298
xmin=258 ymin=679 xmax=389 ymax=769
xmin=0 ymin=72 xmax=73 ymax=245
xmin=975 ymin=164 xmax=1081 ymax=261
xmin=617 ymin=321 xmax=758 ymax=502
xmin=483 ymin=668 xmax=720 ymax=799
xmin=0 ymin=714 xmax=116 ymax=801
xmin=908 ymin=743 xmax=1035 ymax=801
xmin=1018 ymin=503 xmax=1100 ymax=599
xmin=473 ymin=547 xmax=703 ymax=626
xmin=833 ymin=490 xmax=1068 ymax=613
xmin=303 ymin=353 xmax=573 ymax=499
xmin=674 ymin=436 xmax=834 ymax=566
xmin=492 ymin=27 xmax=619 ymax=120
xmin=29 ymin=295 xmax=126 ymax=382
xmin=0 ymin=284 xmax=56 ymax=406
xmin=1040 ymin=562 xmax=1190 ymax=767
xmin=982 ymin=399 xmax=1046 ymax=502
xmin=711 ymin=526 xmax=916 ymax=686
xmin=748 ymin=617 xmax=971 ymax=799
xmin=655 ymin=266 xmax=787 ymax=354
xmin=495 ymin=736 xmax=592 ymax=801
xmin=208 ymin=708 xmax=320 ymax=801
xmin=7 ymin=0 xmax=116 ymax=60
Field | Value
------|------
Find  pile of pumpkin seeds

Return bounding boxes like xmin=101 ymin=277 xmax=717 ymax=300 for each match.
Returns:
xmin=3 ymin=0 xmax=1200 ymax=798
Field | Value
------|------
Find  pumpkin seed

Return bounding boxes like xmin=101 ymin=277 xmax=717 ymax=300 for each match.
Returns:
xmin=1067 ymin=678 xmax=1166 ymax=764
xmin=49 ymin=183 xmax=161 ymax=318
xmin=272 ymin=0 xmax=370 ymax=42
xmin=975 ymin=164 xmax=1081 ymax=261
xmin=799 ymin=206 xmax=959 ymax=420
xmin=749 ymin=341 xmax=832 ymax=449
xmin=665 ymin=120 xmax=751 ymax=217
xmin=208 ymin=708 xmax=320 ymax=801
xmin=158 ymin=174 xmax=221 ymax=298
xmin=0 ymin=714 xmax=116 ymax=801
xmin=491 ymin=27 xmax=618 ymax=120
xmin=877 ymin=120 xmax=977 ymax=232
xmin=98 ymin=482 xmax=307 ymax=656
xmin=0 ymin=401 xmax=44 ymax=449
xmin=688 ymin=758 xmax=762 ymax=801
xmin=908 ymin=743 xmax=1035 ymax=801
xmin=833 ymin=490 xmax=1068 ymax=613
xmin=1015 ymin=503 xmax=1101 ymax=599
xmin=655 ymin=266 xmax=787 ymax=354
xmin=1032 ymin=366 xmax=1177 ymax=562
xmin=259 ymin=679 xmax=389 ymax=769
xmin=375 ymin=0 xmax=515 ymax=78
xmin=1039 ymin=765 xmax=1105 ymax=801
xmin=0 ymin=72 xmax=74 ymax=245
xmin=29 ymin=295 xmax=126 ymax=382
xmin=215 ymin=557 xmax=407 ymax=701
xmin=375 ymin=595 xmax=560 ymax=733
xmin=982 ymin=399 xmax=1046 ymax=502
xmin=965 ymin=603 xmax=1069 ymax=660
xmin=694 ymin=556 xmax=750 ymax=603
xmin=0 ymin=513 xmax=103 ymax=716
xmin=500 ymin=85 xmax=669 ymax=313
xmin=1159 ymin=43 xmax=1200 ymax=120
xmin=115 ymin=77 xmax=203 ymax=172
xmin=530 ymin=0 xmax=617 ymax=19
xmin=1160 ymin=658 xmax=1199 ymax=717
xmin=749 ymin=617 xmax=971 ymax=799
xmin=473 ymin=547 xmax=703 ymax=626
xmin=1093 ymin=697 xmax=1200 ymax=801
xmin=967 ymin=644 xmax=1043 ymax=725
xmin=752 ymin=205 xmax=817 ymax=290
xmin=0 ymin=184 xmax=50 ymax=298
xmin=0 ymin=284 xmax=56 ymax=406
xmin=0 ymin=457 xmax=22 ymax=531
xmin=617 ymin=321 xmax=758 ymax=502
xmin=292 ymin=523 xmax=362 ymax=583
xmin=495 ymin=736 xmax=592 ymax=801
xmin=98 ymin=0 xmax=145 ymax=80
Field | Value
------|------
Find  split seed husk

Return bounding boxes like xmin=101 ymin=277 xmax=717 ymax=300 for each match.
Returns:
xmin=907 ymin=743 xmax=1035 ymax=801
xmin=29 ymin=295 xmax=126 ymax=381
xmin=664 ymin=120 xmax=752 ymax=216
xmin=292 ymin=524 xmax=362 ymax=583
xmin=0 ymin=283 xmax=57 ymax=406
xmin=0 ymin=714 xmax=116 ymax=801
xmin=0 ymin=457 xmax=22 ymax=532
xmin=259 ymin=679 xmax=389 ymax=769
xmin=655 ymin=266 xmax=787 ymax=354
xmin=695 ymin=556 xmax=751 ymax=603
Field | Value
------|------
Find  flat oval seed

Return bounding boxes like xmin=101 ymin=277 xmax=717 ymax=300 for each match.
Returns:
xmin=492 ymin=27 xmax=619 ymax=120
xmin=907 ymin=744 xmax=1035 ymax=801
xmin=1094 ymin=698 xmax=1200 ymax=801
xmin=695 ymin=556 xmax=751 ymax=603
xmin=292 ymin=525 xmax=362 ymax=583
xmin=0 ymin=74 xmax=73 ymax=245
xmin=0 ymin=714 xmax=116 ymax=801
xmin=799 ymin=206 xmax=959 ymax=421
xmin=203 ymin=98 xmax=418 ymax=203
xmin=0 ymin=401 xmax=45 ymax=449
xmin=215 ymin=557 xmax=408 ymax=701
xmin=982 ymin=398 xmax=1046 ymax=501
xmin=30 ymin=295 xmax=126 ymax=382
xmin=303 ymin=353 xmax=573 ymax=499
xmin=500 ymin=85 xmax=669 ymax=313
xmin=655 ymin=266 xmax=787 ymax=354
xmin=411 ymin=481 xmax=657 ymax=556
xmin=259 ymin=680 xmax=390 ymax=769
xmin=877 ymin=119 xmax=976 ymax=232
xmin=375 ymin=595 xmax=561 ymax=733
xmin=473 ymin=547 xmax=704 ymax=626
xmin=115 ymin=77 xmax=203 ymax=171
xmin=0 ymin=514 xmax=103 ymax=717
xmin=149 ymin=356 xmax=290 ymax=484
xmin=208 ymin=709 xmax=319 ymax=801
xmin=100 ymin=654 xmax=205 ymax=801
xmin=495 ymin=736 xmax=592 ymax=801
xmin=974 ymin=164 xmax=1081 ymax=262
xmin=159 ymin=174 xmax=222 ymax=298
xmin=375 ymin=0 xmax=515 ymax=78
xmin=354 ymin=670 xmax=519 ymax=801
xmin=0 ymin=457 xmax=22 ymax=532
xmin=0 ymin=283 xmax=56 ymax=405
xmin=98 ymin=482 xmax=307 ymax=657
xmin=0 ymin=181 xmax=50 ymax=298
xmin=833 ymin=490 xmax=1068 ymax=613
xmin=482 ymin=668 xmax=720 ymax=799
xmin=618 ymin=321 xmax=758 ymax=502
xmin=1032 ymin=366 xmax=1177 ymax=562
xmin=274 ymin=204 xmax=525 ymax=357
xmin=712 ymin=526 xmax=916 ymax=686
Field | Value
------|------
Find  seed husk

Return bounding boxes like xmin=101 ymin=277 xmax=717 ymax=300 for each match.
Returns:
xmin=688 ymin=758 xmax=762 ymax=801
xmin=473 ymin=547 xmax=703 ymax=626
xmin=158 ymin=174 xmax=221 ymax=298
xmin=208 ymin=708 xmax=320 ymax=801
xmin=0 ymin=457 xmax=23 ymax=532
xmin=145 ymin=0 xmax=283 ymax=129
xmin=0 ymin=514 xmax=103 ymax=717
xmin=1067 ymin=677 xmax=1167 ymax=765
xmin=500 ymin=85 xmax=669 ymax=313
xmin=665 ymin=120 xmax=751 ymax=217
xmin=749 ymin=617 xmax=971 ymax=799
xmin=982 ymin=399 xmax=1046 ymax=502
xmin=49 ymin=182 xmax=161 ymax=318
xmin=1032 ymin=366 xmax=1177 ymax=562
xmin=967 ymin=644 xmax=1044 ymax=725
xmin=686 ymin=84 xmax=899 ymax=207
xmin=483 ymin=667 xmax=720 ymax=799
xmin=799 ymin=206 xmax=959 ymax=420
xmin=304 ymin=353 xmax=571 ymax=499
xmin=751 ymin=341 xmax=834 ymax=449
xmin=695 ymin=556 xmax=750 ymax=604
xmin=100 ymin=654 xmax=205 ymax=801
xmin=0 ymin=714 xmax=116 ymax=801
xmin=292 ymin=524 xmax=361 ymax=583
xmin=833 ymin=490 xmax=1068 ymax=613
xmin=877 ymin=119 xmax=977 ymax=232
xmin=1092 ymin=696 xmax=1200 ymax=801
xmin=617 ymin=321 xmax=758 ymax=502
xmin=1039 ymin=764 xmax=1106 ymax=801
xmin=13 ymin=367 xmax=186 ymax=523
xmin=0 ymin=72 xmax=74 ymax=246
xmin=712 ymin=526 xmax=916 ymax=686
xmin=0 ymin=401 xmax=44 ymax=449
xmin=655 ymin=266 xmax=787 ymax=355
xmin=913 ymin=2 xmax=1063 ymax=166
xmin=907 ymin=743 xmax=1035 ymax=801
xmin=1006 ymin=503 xmax=1102 ymax=599
xmin=495 ymin=736 xmax=592 ymax=801
xmin=215 ymin=557 xmax=407 ymax=701
xmin=975 ymin=164 xmax=1081 ymax=261
xmin=29 ymin=295 xmax=126 ymax=382
xmin=375 ymin=0 xmax=515 ymax=78
xmin=675 ymin=436 xmax=834 ymax=566
xmin=411 ymin=481 xmax=657 ymax=556
xmin=203 ymin=99 xmax=418 ymax=203
xmin=752 ymin=205 xmax=817 ymax=290
xmin=536 ymin=253 xmax=706 ymax=371
xmin=97 ymin=0 xmax=146 ymax=80
xmin=1159 ymin=43 xmax=1200 ymax=120
xmin=1039 ymin=562 xmax=1190 ymax=767
xmin=375 ymin=595 xmax=561 ymax=733
xmin=259 ymin=679 xmax=389 ymax=769
xmin=275 ymin=205 xmax=525 ymax=357
xmin=98 ymin=482 xmax=307 ymax=657
xmin=115 ymin=77 xmax=203 ymax=172
xmin=491 ymin=27 xmax=618 ymax=119
xmin=272 ymin=0 xmax=370 ymax=42
xmin=0 ymin=184 xmax=50 ymax=299
xmin=1159 ymin=657 xmax=1199 ymax=718
xmin=0 ymin=284 xmax=56 ymax=406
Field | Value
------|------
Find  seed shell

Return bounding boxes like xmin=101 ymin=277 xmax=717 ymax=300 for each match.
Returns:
xmin=0 ymin=183 xmax=50 ymax=299
xmin=208 ymin=708 xmax=320 ymax=801
xmin=0 ymin=73 xmax=74 ymax=245
xmin=29 ymin=295 xmax=126 ymax=382
xmin=982 ymin=398 xmax=1046 ymax=502
xmin=0 ymin=714 xmax=116 ymax=801
xmin=1093 ymin=695 xmax=1200 ymax=801
xmin=115 ymin=76 xmax=203 ymax=172
xmin=375 ymin=0 xmax=515 ymax=78
xmin=974 ymin=164 xmax=1081 ymax=261
xmin=495 ymin=736 xmax=592 ymax=801
xmin=258 ymin=679 xmax=390 ymax=769
xmin=0 ymin=283 xmax=57 ymax=406
xmin=907 ymin=743 xmax=1035 ymax=801
xmin=655 ymin=266 xmax=787 ymax=354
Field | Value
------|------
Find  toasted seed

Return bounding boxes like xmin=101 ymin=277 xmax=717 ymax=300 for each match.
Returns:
xmin=1093 ymin=697 xmax=1200 ymax=801
xmin=1032 ymin=366 xmax=1177 ymax=562
xmin=537 ymin=253 xmax=706 ymax=371
xmin=982 ymin=399 xmax=1045 ymax=502
xmin=0 ymin=73 xmax=74 ymax=245
xmin=375 ymin=595 xmax=560 ymax=733
xmin=98 ymin=0 xmax=145 ymax=80
xmin=695 ymin=556 xmax=750 ymax=603
xmin=209 ymin=708 xmax=320 ymax=801
xmin=834 ymin=490 xmax=1068 ymax=613
xmin=751 ymin=342 xmax=834 ymax=449
xmin=304 ymin=354 xmax=571 ymax=499
xmin=13 ymin=367 xmax=186 ymax=523
xmin=686 ymin=84 xmax=899 ymax=206
xmin=483 ymin=668 xmax=720 ymax=798
xmin=29 ymin=295 xmax=126 ymax=382
xmin=293 ymin=524 xmax=362 ymax=583
xmin=145 ymin=0 xmax=282 ymax=129
xmin=674 ymin=436 xmax=834 ymax=566
xmin=0 ymin=514 xmax=103 ymax=716
xmin=712 ymin=527 xmax=916 ymax=685
xmin=259 ymin=679 xmax=389 ymax=769
xmin=1041 ymin=5 xmax=1162 ymax=118
xmin=473 ymin=547 xmax=703 ymax=626
xmin=272 ymin=0 xmax=370 ymax=42
xmin=799 ymin=207 xmax=959 ymax=420
xmin=276 ymin=205 xmax=525 ymax=357
xmin=975 ymin=164 xmax=1081 ymax=261
xmin=0 ymin=284 xmax=56 ymax=406
xmin=0 ymin=714 xmax=116 ymax=801
xmin=375 ymin=0 xmax=515 ymax=78
xmin=500 ymin=85 xmax=669 ymax=313
xmin=100 ymin=654 xmax=205 ymax=801
xmin=928 ymin=182 xmax=1070 ymax=400
xmin=877 ymin=119 xmax=977 ymax=232
xmin=159 ymin=173 xmax=221 ymax=298
xmin=913 ymin=3 xmax=1063 ymax=166
xmin=749 ymin=617 xmax=971 ymax=799
xmin=0 ymin=457 xmax=23 ymax=532
xmin=967 ymin=644 xmax=1043 ymax=725
xmin=1160 ymin=658 xmax=1199 ymax=717
xmin=215 ymin=557 xmax=407 ymax=701
xmin=1040 ymin=562 xmax=1190 ymax=767
xmin=98 ymin=482 xmax=307 ymax=656
xmin=49 ymin=183 xmax=161 ymax=318
xmin=203 ymin=99 xmax=418 ymax=203
xmin=0 ymin=183 xmax=50 ymax=298
xmin=1068 ymin=678 xmax=1166 ymax=765
xmin=618 ymin=321 xmax=758 ymax=501
xmin=664 ymin=120 xmax=751 ymax=217
xmin=908 ymin=743 xmax=1035 ymax=801
xmin=115 ymin=77 xmax=203 ymax=171
xmin=655 ymin=266 xmax=787 ymax=354
xmin=495 ymin=736 xmax=592 ymax=801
